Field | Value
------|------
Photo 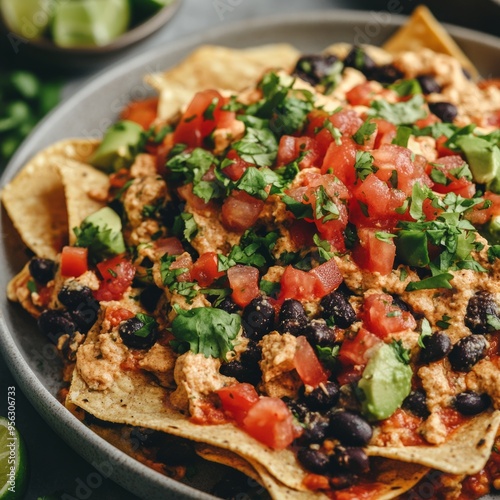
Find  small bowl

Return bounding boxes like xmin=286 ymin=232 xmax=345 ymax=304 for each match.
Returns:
xmin=0 ymin=0 xmax=182 ymax=74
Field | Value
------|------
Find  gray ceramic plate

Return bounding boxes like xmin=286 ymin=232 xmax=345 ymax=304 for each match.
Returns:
xmin=1 ymin=10 xmax=499 ymax=500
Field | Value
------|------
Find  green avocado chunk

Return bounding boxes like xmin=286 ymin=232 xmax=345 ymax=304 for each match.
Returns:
xmin=481 ymin=215 xmax=500 ymax=245
xmin=52 ymin=0 xmax=130 ymax=47
xmin=358 ymin=343 xmax=412 ymax=421
xmin=74 ymin=207 xmax=126 ymax=262
xmin=90 ymin=120 xmax=144 ymax=172
xmin=456 ymin=135 xmax=500 ymax=189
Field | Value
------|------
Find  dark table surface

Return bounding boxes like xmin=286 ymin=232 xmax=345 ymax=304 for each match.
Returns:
xmin=1 ymin=1 xmax=499 ymax=499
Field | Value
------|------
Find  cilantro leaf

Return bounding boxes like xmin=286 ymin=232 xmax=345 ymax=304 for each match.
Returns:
xmin=314 ymin=185 xmax=339 ymax=222
xmin=354 ymin=151 xmax=377 ymax=181
xmin=388 ymin=79 xmax=422 ymax=96
xmin=368 ymin=94 xmax=427 ymax=125
xmin=375 ymin=231 xmax=396 ymax=244
xmin=417 ymin=318 xmax=432 ymax=348
xmin=390 ymin=339 xmax=411 ymax=365
xmin=172 ymin=212 xmax=198 ymax=242
xmin=488 ymin=245 xmax=500 ymax=263
xmin=259 ymin=279 xmax=280 ymax=297
xmin=281 ymin=194 xmax=314 ymax=219
xmin=316 ymin=345 xmax=340 ymax=370
xmin=232 ymin=126 xmax=278 ymax=167
xmin=171 ymin=307 xmax=241 ymax=360
xmin=166 ymin=147 xmax=215 ymax=184
xmin=134 ymin=313 xmax=158 ymax=338
xmin=313 ymin=234 xmax=334 ymax=262
xmin=405 ymin=272 xmax=454 ymax=291
xmin=392 ymin=126 xmax=412 ymax=147
xmin=352 ymin=120 xmax=376 ymax=146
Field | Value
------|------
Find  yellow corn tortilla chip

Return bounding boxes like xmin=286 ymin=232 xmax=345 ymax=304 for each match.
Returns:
xmin=145 ymin=44 xmax=300 ymax=121
xmin=55 ymin=158 xmax=109 ymax=244
xmin=7 ymin=262 xmax=42 ymax=318
xmin=1 ymin=140 xmax=102 ymax=258
xmin=367 ymin=410 xmax=500 ymax=475
xmin=383 ymin=5 xmax=478 ymax=79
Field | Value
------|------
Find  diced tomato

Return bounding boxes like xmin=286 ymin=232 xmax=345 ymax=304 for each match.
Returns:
xmin=361 ymin=293 xmax=417 ymax=339
xmin=277 ymin=266 xmax=318 ymax=303
xmin=338 ymin=327 xmax=381 ymax=366
xmin=329 ymin=109 xmax=364 ymax=136
xmin=154 ymin=237 xmax=184 ymax=256
xmin=221 ymin=190 xmax=264 ymax=232
xmin=61 ymin=246 xmax=88 ymax=277
xmin=170 ymin=253 xmax=193 ymax=282
xmin=227 ymin=265 xmax=260 ymax=307
xmin=427 ymin=155 xmax=476 ymax=198
xmin=277 ymin=136 xmax=320 ymax=169
xmin=372 ymin=119 xmax=397 ymax=149
xmin=422 ymin=198 xmax=442 ymax=221
xmin=217 ymin=383 xmax=260 ymax=425
xmin=487 ymin=109 xmax=500 ymax=127
xmin=435 ymin=135 xmax=456 ymax=157
xmin=109 ymin=168 xmax=131 ymax=190
xmin=320 ymin=138 xmax=357 ymax=185
xmin=414 ymin=113 xmax=440 ymax=129
xmin=352 ymin=228 xmax=396 ymax=276
xmin=120 ymin=97 xmax=159 ymax=129
xmin=294 ymin=336 xmax=329 ymax=387
xmin=377 ymin=409 xmax=425 ymax=446
xmin=105 ymin=307 xmax=135 ymax=328
xmin=95 ymin=255 xmax=135 ymax=302
xmin=346 ymin=82 xmax=377 ymax=107
xmin=288 ymin=220 xmax=316 ymax=248
xmin=310 ymin=259 xmax=343 ymax=297
xmin=303 ymin=474 xmax=330 ymax=491
xmin=177 ymin=182 xmax=216 ymax=214
xmin=242 ymin=397 xmax=298 ymax=450
xmin=222 ymin=150 xmax=252 ymax=181
xmin=370 ymin=144 xmax=432 ymax=195
xmin=190 ymin=401 xmax=228 ymax=425
xmin=467 ymin=191 xmax=500 ymax=226
xmin=350 ymin=173 xmax=407 ymax=229
xmin=191 ymin=252 xmax=224 ymax=287
xmin=173 ymin=90 xmax=235 ymax=148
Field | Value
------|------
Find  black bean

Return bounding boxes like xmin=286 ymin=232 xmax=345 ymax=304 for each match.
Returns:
xmin=129 ymin=427 xmax=158 ymax=448
xmin=277 ymin=299 xmax=308 ymax=335
xmin=328 ymin=411 xmax=372 ymax=447
xmin=119 ymin=317 xmax=158 ymax=349
xmin=416 ymin=74 xmax=442 ymax=94
xmin=38 ymin=310 xmax=76 ymax=344
xmin=219 ymin=359 xmax=261 ymax=386
xmin=331 ymin=447 xmax=370 ymax=474
xmin=465 ymin=291 xmax=500 ymax=334
xmin=419 ymin=332 xmax=452 ymax=364
xmin=294 ymin=54 xmax=340 ymax=86
xmin=320 ymin=291 xmax=356 ymax=329
xmin=240 ymin=341 xmax=262 ymax=365
xmin=58 ymin=284 xmax=94 ymax=310
xmin=140 ymin=285 xmax=163 ymax=312
xmin=367 ymin=64 xmax=404 ymax=84
xmin=428 ymin=101 xmax=458 ymax=123
xmin=29 ymin=257 xmax=55 ymax=284
xmin=305 ymin=319 xmax=336 ymax=347
xmin=155 ymin=435 xmax=196 ymax=466
xmin=343 ymin=46 xmax=376 ymax=76
xmin=211 ymin=470 xmax=254 ymax=499
xmin=454 ymin=391 xmax=491 ymax=416
xmin=448 ymin=335 xmax=487 ymax=372
xmin=216 ymin=296 xmax=239 ymax=314
xmin=242 ymin=296 xmax=275 ymax=340
xmin=402 ymin=389 xmax=430 ymax=419
xmin=303 ymin=381 xmax=340 ymax=412
xmin=297 ymin=448 xmax=329 ymax=474
xmin=70 ymin=304 xmax=99 ymax=334
xmin=283 ymin=398 xmax=309 ymax=421
xmin=299 ymin=414 xmax=330 ymax=445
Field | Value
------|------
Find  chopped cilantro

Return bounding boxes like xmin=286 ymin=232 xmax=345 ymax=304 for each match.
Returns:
xmin=399 ymin=267 xmax=408 ymax=282
xmin=368 ymin=94 xmax=427 ymax=125
xmin=259 ymin=279 xmax=280 ymax=297
xmin=314 ymin=185 xmax=339 ymax=222
xmin=322 ymin=120 xmax=342 ymax=144
xmin=27 ymin=280 xmax=37 ymax=293
xmin=375 ymin=231 xmax=396 ymax=244
xmin=392 ymin=126 xmax=412 ymax=147
xmin=167 ymin=148 xmax=215 ymax=186
xmin=358 ymin=200 xmax=369 ymax=217
xmin=487 ymin=314 xmax=500 ymax=331
xmin=352 ymin=120 xmax=376 ymax=146
xmin=232 ymin=126 xmax=278 ymax=167
xmin=170 ymin=307 xmax=241 ymax=360
xmin=354 ymin=151 xmax=377 ymax=181
xmin=316 ymin=345 xmax=340 ymax=370
xmin=203 ymin=97 xmax=219 ymax=120
xmin=313 ymin=234 xmax=334 ymax=262
xmin=281 ymin=194 xmax=314 ymax=219
xmin=172 ymin=212 xmax=198 ymax=242
xmin=390 ymin=339 xmax=411 ymax=365
xmin=320 ymin=60 xmax=344 ymax=95
xmin=133 ymin=313 xmax=158 ymax=338
xmin=405 ymin=272 xmax=454 ymax=291
xmin=417 ymin=318 xmax=432 ymax=348
xmin=429 ymin=167 xmax=450 ymax=186
xmin=388 ymin=79 xmax=422 ymax=96
xmin=488 ymin=245 xmax=500 ymax=263
xmin=436 ymin=315 xmax=451 ymax=329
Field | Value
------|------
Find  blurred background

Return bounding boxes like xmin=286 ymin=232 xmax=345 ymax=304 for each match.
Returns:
xmin=0 ymin=0 xmax=498 ymax=499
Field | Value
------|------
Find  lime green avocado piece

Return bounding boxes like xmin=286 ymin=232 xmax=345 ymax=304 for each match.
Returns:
xmin=80 ymin=207 xmax=126 ymax=257
xmin=52 ymin=0 xmax=130 ymax=47
xmin=0 ymin=0 xmax=55 ymax=40
xmin=357 ymin=343 xmax=412 ymax=421
xmin=90 ymin=120 xmax=144 ymax=172
xmin=481 ymin=215 xmax=500 ymax=245
xmin=456 ymin=135 xmax=500 ymax=187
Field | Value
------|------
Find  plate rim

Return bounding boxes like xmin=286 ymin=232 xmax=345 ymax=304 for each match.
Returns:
xmin=1 ymin=8 xmax=499 ymax=500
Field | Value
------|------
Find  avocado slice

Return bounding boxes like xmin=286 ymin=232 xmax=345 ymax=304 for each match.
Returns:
xmin=74 ymin=207 xmax=126 ymax=262
xmin=90 ymin=120 xmax=144 ymax=173
xmin=456 ymin=135 xmax=500 ymax=187
xmin=52 ymin=0 xmax=130 ymax=47
xmin=357 ymin=343 xmax=412 ymax=421
xmin=480 ymin=215 xmax=500 ymax=246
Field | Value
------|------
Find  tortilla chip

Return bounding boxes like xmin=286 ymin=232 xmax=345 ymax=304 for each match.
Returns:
xmin=323 ymin=43 xmax=393 ymax=65
xmin=6 ymin=262 xmax=42 ymax=317
xmin=55 ymin=158 xmax=109 ymax=244
xmin=382 ymin=5 xmax=478 ymax=79
xmin=1 ymin=140 xmax=102 ymax=258
xmin=145 ymin=44 xmax=300 ymax=121
xmin=367 ymin=411 xmax=500 ymax=475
